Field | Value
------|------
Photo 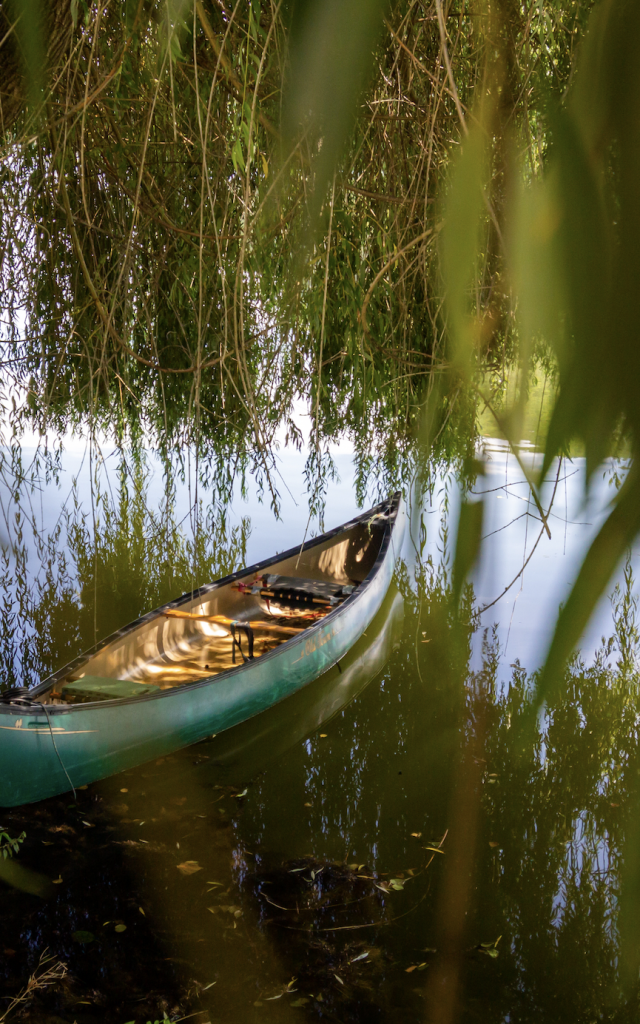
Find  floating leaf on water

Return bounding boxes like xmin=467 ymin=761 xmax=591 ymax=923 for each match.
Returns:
xmin=489 ymin=841 xmax=499 ymax=848
xmin=479 ymin=935 xmax=501 ymax=957
xmin=234 ymin=788 xmax=248 ymax=798
xmin=265 ymin=993 xmax=283 ymax=1001
xmin=114 ymin=924 xmax=127 ymax=933
xmin=319 ymin=734 xmax=327 ymax=738
xmin=289 ymin=868 xmax=305 ymax=873
xmin=351 ymin=951 xmax=369 ymax=962
xmin=334 ymin=974 xmax=344 ymax=985
xmin=177 ymin=861 xmax=202 ymax=875
xmin=405 ymin=965 xmax=417 ymax=973
xmin=423 ymin=847 xmax=445 ymax=855
xmin=389 ymin=878 xmax=405 ymax=890
xmin=304 ymin=802 xmax=313 ymax=807
xmin=120 ymin=788 xmax=128 ymax=793
xmin=202 ymin=981 xmax=217 ymax=990
xmin=215 ymin=904 xmax=242 ymax=916
xmin=138 ymin=907 xmax=145 ymax=916
xmin=52 ymin=876 xmax=63 ymax=884
xmin=72 ymin=930 xmax=95 ymax=944
xmin=411 ymin=832 xmax=422 ymax=838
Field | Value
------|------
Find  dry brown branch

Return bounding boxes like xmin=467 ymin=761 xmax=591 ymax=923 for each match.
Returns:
xmin=0 ymin=950 xmax=68 ymax=1023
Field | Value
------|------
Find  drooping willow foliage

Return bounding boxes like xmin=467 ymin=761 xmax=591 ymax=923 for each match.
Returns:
xmin=0 ymin=0 xmax=592 ymax=502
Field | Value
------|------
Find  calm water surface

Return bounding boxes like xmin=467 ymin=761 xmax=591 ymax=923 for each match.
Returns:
xmin=0 ymin=441 xmax=638 ymax=1024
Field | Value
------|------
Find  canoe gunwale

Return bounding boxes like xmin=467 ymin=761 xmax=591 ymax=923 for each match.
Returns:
xmin=2 ymin=492 xmax=402 ymax=717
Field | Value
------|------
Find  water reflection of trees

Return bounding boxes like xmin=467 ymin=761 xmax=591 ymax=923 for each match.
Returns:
xmin=230 ymin=549 xmax=640 ymax=1021
xmin=479 ymin=580 xmax=640 ymax=1022
xmin=446 ymin=560 xmax=640 ymax=1020
xmin=0 ymin=454 xmax=248 ymax=688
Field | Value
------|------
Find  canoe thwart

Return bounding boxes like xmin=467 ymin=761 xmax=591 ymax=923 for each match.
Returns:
xmin=162 ymin=609 xmax=305 ymax=634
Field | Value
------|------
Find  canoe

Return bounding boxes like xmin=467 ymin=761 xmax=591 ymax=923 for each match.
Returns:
xmin=0 ymin=493 xmax=404 ymax=806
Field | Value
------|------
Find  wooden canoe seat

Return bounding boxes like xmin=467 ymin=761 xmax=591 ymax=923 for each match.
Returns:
xmin=236 ymin=574 xmax=355 ymax=617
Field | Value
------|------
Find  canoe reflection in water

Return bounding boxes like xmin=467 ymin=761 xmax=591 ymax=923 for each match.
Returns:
xmin=0 ymin=494 xmax=404 ymax=805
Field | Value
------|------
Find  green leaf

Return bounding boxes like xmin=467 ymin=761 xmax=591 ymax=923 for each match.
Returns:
xmin=452 ymin=499 xmax=484 ymax=610
xmin=441 ymin=125 xmax=489 ymax=374
xmin=232 ymin=138 xmax=246 ymax=174
xmin=11 ymin=0 xmax=46 ymax=107
xmin=283 ymin=0 xmax=386 ymax=227
xmin=529 ymin=475 xmax=640 ymax=734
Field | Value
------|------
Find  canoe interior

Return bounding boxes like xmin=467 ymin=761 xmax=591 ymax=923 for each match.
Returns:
xmin=42 ymin=515 xmax=386 ymax=704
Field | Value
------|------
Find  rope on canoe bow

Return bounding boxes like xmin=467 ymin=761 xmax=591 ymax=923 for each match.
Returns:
xmin=37 ymin=701 xmax=77 ymax=801
xmin=0 ymin=688 xmax=77 ymax=800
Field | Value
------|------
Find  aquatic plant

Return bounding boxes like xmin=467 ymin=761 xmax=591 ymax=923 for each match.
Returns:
xmin=0 ymin=828 xmax=25 ymax=859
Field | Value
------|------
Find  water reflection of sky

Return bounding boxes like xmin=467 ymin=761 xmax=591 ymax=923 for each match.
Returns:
xmin=420 ymin=441 xmax=636 ymax=673
xmin=2 ymin=435 xmax=636 ymax=678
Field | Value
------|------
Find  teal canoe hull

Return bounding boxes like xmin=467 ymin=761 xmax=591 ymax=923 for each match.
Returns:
xmin=0 ymin=494 xmax=404 ymax=806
